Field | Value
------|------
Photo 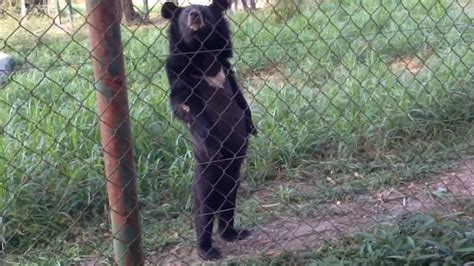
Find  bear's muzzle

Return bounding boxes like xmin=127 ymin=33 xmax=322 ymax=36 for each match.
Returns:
xmin=187 ymin=9 xmax=205 ymax=31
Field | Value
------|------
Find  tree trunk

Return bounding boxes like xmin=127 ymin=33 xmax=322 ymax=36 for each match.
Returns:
xmin=249 ymin=0 xmax=256 ymax=9
xmin=55 ymin=0 xmax=62 ymax=24
xmin=120 ymin=0 xmax=140 ymax=24
xmin=241 ymin=0 xmax=248 ymax=10
xmin=232 ymin=0 xmax=238 ymax=11
xmin=66 ymin=0 xmax=73 ymax=23
xmin=20 ymin=0 xmax=27 ymax=17
xmin=142 ymin=0 xmax=149 ymax=22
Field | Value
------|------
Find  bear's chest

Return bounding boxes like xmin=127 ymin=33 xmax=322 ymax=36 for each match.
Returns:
xmin=192 ymin=67 xmax=232 ymax=95
xmin=194 ymin=68 xmax=247 ymax=136
xmin=196 ymin=69 xmax=235 ymax=109
xmin=203 ymin=68 xmax=227 ymax=90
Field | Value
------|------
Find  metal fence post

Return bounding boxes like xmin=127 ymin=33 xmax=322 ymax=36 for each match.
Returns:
xmin=85 ymin=0 xmax=144 ymax=265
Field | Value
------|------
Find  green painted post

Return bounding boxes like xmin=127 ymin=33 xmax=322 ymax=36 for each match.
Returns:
xmin=85 ymin=0 xmax=144 ymax=265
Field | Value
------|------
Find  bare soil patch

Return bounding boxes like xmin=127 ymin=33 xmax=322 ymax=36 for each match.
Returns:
xmin=149 ymin=160 xmax=474 ymax=265
xmin=391 ymin=56 xmax=424 ymax=74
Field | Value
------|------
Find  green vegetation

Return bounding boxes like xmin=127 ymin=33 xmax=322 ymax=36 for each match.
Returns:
xmin=0 ymin=0 xmax=473 ymax=263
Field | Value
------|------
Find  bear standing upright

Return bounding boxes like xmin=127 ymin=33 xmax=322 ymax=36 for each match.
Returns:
xmin=161 ymin=0 xmax=257 ymax=261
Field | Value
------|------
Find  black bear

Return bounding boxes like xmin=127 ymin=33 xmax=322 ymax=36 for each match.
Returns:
xmin=161 ymin=0 xmax=257 ymax=261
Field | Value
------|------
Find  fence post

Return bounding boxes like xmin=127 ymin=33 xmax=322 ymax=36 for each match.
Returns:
xmin=85 ymin=0 xmax=144 ymax=265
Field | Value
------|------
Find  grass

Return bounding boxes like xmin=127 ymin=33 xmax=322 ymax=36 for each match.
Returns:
xmin=1 ymin=0 xmax=473 ymax=263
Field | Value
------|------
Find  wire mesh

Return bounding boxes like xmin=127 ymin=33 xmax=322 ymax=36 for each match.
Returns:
xmin=0 ymin=0 xmax=473 ymax=264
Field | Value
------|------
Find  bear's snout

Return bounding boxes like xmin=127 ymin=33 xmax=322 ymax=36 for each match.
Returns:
xmin=187 ymin=9 xmax=204 ymax=31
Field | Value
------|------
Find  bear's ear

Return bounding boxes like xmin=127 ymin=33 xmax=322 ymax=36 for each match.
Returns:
xmin=211 ymin=0 xmax=231 ymax=11
xmin=161 ymin=2 xmax=179 ymax=19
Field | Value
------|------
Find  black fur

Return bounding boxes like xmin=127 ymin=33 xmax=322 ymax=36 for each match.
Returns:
xmin=161 ymin=0 xmax=256 ymax=261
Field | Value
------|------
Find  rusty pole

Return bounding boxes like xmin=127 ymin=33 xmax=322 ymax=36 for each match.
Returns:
xmin=86 ymin=0 xmax=144 ymax=265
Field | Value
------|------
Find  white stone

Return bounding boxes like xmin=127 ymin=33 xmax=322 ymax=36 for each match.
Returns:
xmin=0 ymin=52 xmax=12 ymax=85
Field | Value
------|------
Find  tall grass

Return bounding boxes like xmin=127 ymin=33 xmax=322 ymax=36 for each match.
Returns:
xmin=0 ymin=0 xmax=473 ymax=262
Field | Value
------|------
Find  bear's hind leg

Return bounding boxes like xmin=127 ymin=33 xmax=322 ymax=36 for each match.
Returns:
xmin=217 ymin=161 xmax=251 ymax=242
xmin=193 ymin=163 xmax=222 ymax=260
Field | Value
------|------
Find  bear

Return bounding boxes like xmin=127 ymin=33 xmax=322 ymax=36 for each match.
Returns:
xmin=161 ymin=0 xmax=257 ymax=261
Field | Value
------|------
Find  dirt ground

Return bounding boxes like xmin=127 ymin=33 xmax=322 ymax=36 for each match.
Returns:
xmin=145 ymin=160 xmax=473 ymax=265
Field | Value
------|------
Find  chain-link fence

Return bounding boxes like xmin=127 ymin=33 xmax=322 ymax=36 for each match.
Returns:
xmin=1 ymin=0 xmax=473 ymax=264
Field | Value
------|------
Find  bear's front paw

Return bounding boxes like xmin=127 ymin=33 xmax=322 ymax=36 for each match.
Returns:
xmin=176 ymin=104 xmax=192 ymax=124
xmin=179 ymin=104 xmax=190 ymax=112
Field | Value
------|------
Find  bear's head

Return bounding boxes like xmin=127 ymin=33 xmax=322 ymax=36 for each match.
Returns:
xmin=161 ymin=0 xmax=231 ymax=46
